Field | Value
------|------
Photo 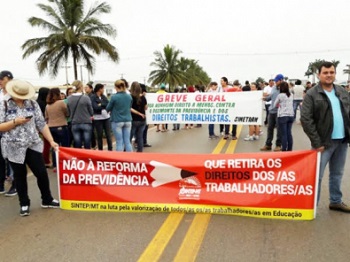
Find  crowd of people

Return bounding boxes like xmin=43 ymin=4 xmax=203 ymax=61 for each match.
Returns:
xmin=0 ymin=73 xmax=151 ymax=216
xmin=1 ymin=60 xmax=350 ymax=215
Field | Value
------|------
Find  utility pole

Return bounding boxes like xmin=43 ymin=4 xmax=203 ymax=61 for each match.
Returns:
xmin=61 ymin=63 xmax=71 ymax=85
xmin=346 ymin=64 xmax=350 ymax=82
xmin=80 ymin=65 xmax=84 ymax=82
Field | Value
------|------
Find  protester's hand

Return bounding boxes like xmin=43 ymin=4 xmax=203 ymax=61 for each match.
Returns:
xmin=315 ymin=146 xmax=325 ymax=152
xmin=14 ymin=117 xmax=31 ymax=126
xmin=50 ymin=141 xmax=59 ymax=151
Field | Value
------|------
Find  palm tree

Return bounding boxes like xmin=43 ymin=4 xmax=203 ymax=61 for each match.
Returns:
xmin=22 ymin=0 xmax=119 ymax=81
xmin=343 ymin=65 xmax=350 ymax=81
xmin=178 ymin=58 xmax=210 ymax=86
xmin=148 ymin=44 xmax=186 ymax=92
xmin=305 ymin=59 xmax=340 ymax=83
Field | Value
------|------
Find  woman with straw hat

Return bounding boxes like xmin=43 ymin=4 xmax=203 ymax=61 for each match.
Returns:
xmin=0 ymin=79 xmax=60 ymax=217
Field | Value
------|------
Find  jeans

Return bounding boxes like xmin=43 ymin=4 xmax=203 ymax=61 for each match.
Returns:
xmin=9 ymin=149 xmax=54 ymax=207
xmin=50 ymin=126 xmax=70 ymax=167
xmin=143 ymin=125 xmax=149 ymax=145
xmin=94 ymin=119 xmax=113 ymax=151
xmin=131 ymin=121 xmax=146 ymax=152
xmin=208 ymin=124 xmax=215 ymax=136
xmin=318 ymin=140 xmax=347 ymax=205
xmin=71 ymin=123 xmax=93 ymax=149
xmin=278 ymin=116 xmax=294 ymax=151
xmin=293 ymin=99 xmax=303 ymax=120
xmin=265 ymin=113 xmax=281 ymax=147
xmin=111 ymin=122 xmax=132 ymax=152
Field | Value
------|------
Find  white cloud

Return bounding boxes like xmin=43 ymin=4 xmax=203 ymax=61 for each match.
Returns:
xmin=1 ymin=0 xmax=350 ymax=86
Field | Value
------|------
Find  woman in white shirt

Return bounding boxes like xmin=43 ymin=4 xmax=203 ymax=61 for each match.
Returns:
xmin=274 ymin=82 xmax=294 ymax=151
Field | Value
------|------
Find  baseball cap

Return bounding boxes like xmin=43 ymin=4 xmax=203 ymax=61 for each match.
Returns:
xmin=274 ymin=74 xmax=284 ymax=82
xmin=0 ymin=70 xmax=13 ymax=80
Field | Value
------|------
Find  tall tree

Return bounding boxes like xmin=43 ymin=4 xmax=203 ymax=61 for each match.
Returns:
xmin=22 ymin=0 xmax=119 ymax=82
xmin=148 ymin=44 xmax=185 ymax=92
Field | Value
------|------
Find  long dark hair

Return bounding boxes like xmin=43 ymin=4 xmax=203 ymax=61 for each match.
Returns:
xmin=130 ymin=81 xmax=142 ymax=104
xmin=279 ymin=82 xmax=291 ymax=97
xmin=36 ymin=87 xmax=50 ymax=113
xmin=46 ymin=88 xmax=62 ymax=104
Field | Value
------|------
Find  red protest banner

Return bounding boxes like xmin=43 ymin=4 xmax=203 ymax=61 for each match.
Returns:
xmin=58 ymin=147 xmax=319 ymax=220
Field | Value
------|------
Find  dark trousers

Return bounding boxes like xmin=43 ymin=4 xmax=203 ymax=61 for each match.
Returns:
xmin=91 ymin=120 xmax=97 ymax=148
xmin=0 ymin=140 xmax=15 ymax=190
xmin=131 ymin=121 xmax=146 ymax=152
xmin=0 ymin=143 xmax=6 ymax=188
xmin=143 ymin=125 xmax=149 ymax=145
xmin=42 ymin=136 xmax=51 ymax=165
xmin=94 ymin=119 xmax=113 ymax=151
xmin=50 ymin=126 xmax=70 ymax=168
xmin=265 ymin=113 xmax=281 ymax=147
xmin=264 ymin=104 xmax=270 ymax=125
xmin=9 ymin=149 xmax=53 ymax=207
xmin=224 ymin=125 xmax=237 ymax=136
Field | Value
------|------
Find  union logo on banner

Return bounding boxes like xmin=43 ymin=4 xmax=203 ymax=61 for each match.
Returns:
xmin=178 ymin=176 xmax=202 ymax=200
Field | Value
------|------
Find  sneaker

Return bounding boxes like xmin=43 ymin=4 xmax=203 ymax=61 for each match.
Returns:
xmin=20 ymin=206 xmax=30 ymax=217
xmin=273 ymin=146 xmax=282 ymax=152
xmin=209 ymin=135 xmax=219 ymax=139
xmin=41 ymin=199 xmax=60 ymax=209
xmin=329 ymin=202 xmax=350 ymax=213
xmin=253 ymin=135 xmax=259 ymax=140
xmin=223 ymin=135 xmax=229 ymax=140
xmin=0 ymin=185 xmax=5 ymax=194
xmin=232 ymin=136 xmax=237 ymax=140
xmin=244 ymin=136 xmax=254 ymax=141
xmin=259 ymin=130 xmax=264 ymax=135
xmin=143 ymin=144 xmax=152 ymax=147
xmin=5 ymin=187 xmax=17 ymax=197
xmin=260 ymin=145 xmax=272 ymax=151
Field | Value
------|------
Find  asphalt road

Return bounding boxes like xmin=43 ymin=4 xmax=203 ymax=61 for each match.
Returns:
xmin=1 ymin=119 xmax=350 ymax=262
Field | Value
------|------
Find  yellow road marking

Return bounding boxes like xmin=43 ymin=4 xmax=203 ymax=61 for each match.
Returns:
xmin=173 ymin=214 xmax=211 ymax=262
xmin=226 ymin=125 xmax=243 ymax=153
xmin=212 ymin=137 xmax=227 ymax=154
xmin=172 ymin=125 xmax=242 ymax=260
xmin=137 ymin=125 xmax=242 ymax=261
xmin=137 ymin=213 xmax=185 ymax=262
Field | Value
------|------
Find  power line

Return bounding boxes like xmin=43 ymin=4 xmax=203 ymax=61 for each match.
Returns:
xmin=184 ymin=48 xmax=350 ymax=57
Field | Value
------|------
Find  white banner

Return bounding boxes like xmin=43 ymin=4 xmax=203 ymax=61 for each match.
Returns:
xmin=145 ymin=91 xmax=263 ymax=125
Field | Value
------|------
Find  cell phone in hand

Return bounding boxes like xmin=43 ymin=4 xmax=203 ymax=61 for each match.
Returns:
xmin=25 ymin=115 xmax=33 ymax=119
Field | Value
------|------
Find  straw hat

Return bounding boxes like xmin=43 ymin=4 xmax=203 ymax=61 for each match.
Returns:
xmin=6 ymin=80 xmax=35 ymax=100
